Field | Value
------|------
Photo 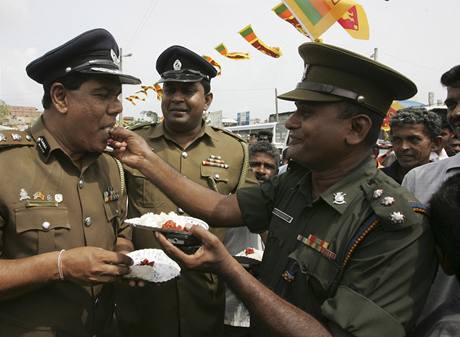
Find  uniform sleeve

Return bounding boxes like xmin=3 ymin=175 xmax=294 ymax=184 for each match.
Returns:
xmin=321 ymin=219 xmax=437 ymax=337
xmin=236 ymin=174 xmax=281 ymax=233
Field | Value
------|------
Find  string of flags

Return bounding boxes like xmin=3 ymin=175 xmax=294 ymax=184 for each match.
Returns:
xmin=126 ymin=0 xmax=369 ymax=106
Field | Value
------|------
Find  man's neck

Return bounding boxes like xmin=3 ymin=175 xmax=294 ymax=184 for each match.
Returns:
xmin=164 ymin=122 xmax=203 ymax=149
xmin=310 ymin=152 xmax=370 ymax=199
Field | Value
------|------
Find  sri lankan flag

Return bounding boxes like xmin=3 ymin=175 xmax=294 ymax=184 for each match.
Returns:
xmin=272 ymin=3 xmax=309 ymax=36
xmin=202 ymin=55 xmax=222 ymax=75
xmin=337 ymin=4 xmax=369 ymax=40
xmin=239 ymin=25 xmax=282 ymax=58
xmin=282 ymin=0 xmax=355 ymax=40
xmin=215 ymin=43 xmax=250 ymax=60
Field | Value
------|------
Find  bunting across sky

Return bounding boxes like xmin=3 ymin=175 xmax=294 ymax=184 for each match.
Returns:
xmin=214 ymin=43 xmax=250 ymax=60
xmin=239 ymin=25 xmax=283 ymax=58
xmin=128 ymin=1 xmax=370 ymax=106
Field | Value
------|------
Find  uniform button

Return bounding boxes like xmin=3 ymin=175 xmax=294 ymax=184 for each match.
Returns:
xmin=42 ymin=221 xmax=50 ymax=230
xmin=214 ymin=174 xmax=220 ymax=179
xmin=84 ymin=217 xmax=92 ymax=227
xmin=115 ymin=209 xmax=120 ymax=215
xmin=177 ymin=207 xmax=185 ymax=215
xmin=78 ymin=179 xmax=84 ymax=188
xmin=181 ymin=151 xmax=188 ymax=159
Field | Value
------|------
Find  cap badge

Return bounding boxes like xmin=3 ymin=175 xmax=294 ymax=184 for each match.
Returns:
xmin=110 ymin=49 xmax=120 ymax=67
xmin=390 ymin=211 xmax=405 ymax=224
xmin=19 ymin=188 xmax=30 ymax=201
xmin=302 ymin=64 xmax=309 ymax=81
xmin=173 ymin=59 xmax=182 ymax=71
xmin=333 ymin=192 xmax=346 ymax=205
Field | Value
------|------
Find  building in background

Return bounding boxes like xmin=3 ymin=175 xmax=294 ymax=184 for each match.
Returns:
xmin=237 ymin=110 xmax=250 ymax=126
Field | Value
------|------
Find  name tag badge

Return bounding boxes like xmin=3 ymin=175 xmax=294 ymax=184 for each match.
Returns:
xmin=272 ymin=208 xmax=293 ymax=223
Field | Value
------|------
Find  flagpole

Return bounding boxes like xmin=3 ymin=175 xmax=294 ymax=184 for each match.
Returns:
xmin=275 ymin=88 xmax=279 ymax=122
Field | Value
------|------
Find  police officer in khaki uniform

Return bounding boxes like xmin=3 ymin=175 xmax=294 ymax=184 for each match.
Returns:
xmin=115 ymin=46 xmax=255 ymax=337
xmin=110 ymin=42 xmax=438 ymax=337
xmin=0 ymin=29 xmax=140 ymax=337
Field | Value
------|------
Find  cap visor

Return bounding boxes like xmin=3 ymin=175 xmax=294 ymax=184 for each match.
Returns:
xmin=278 ymin=88 xmax=343 ymax=102
xmin=80 ymin=68 xmax=141 ymax=85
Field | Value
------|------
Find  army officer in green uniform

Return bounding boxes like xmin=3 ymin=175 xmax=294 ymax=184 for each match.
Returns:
xmin=110 ymin=42 xmax=437 ymax=337
xmin=0 ymin=29 xmax=139 ymax=337
xmin=115 ymin=46 xmax=255 ymax=337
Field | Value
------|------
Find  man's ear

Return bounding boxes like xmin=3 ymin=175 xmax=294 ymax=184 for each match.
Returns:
xmin=50 ymin=83 xmax=68 ymax=114
xmin=204 ymin=92 xmax=213 ymax=111
xmin=345 ymin=114 xmax=372 ymax=145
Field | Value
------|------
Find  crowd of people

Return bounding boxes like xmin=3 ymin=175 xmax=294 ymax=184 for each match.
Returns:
xmin=1 ymin=27 xmax=460 ymax=337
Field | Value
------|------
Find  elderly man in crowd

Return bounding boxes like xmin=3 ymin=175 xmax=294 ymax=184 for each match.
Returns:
xmin=110 ymin=42 xmax=437 ymax=337
xmin=382 ymin=108 xmax=442 ymax=184
xmin=0 ymin=28 xmax=139 ymax=337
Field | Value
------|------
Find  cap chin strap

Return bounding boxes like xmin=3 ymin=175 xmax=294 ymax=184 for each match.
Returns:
xmin=66 ymin=59 xmax=119 ymax=73
xmin=296 ymin=81 xmax=361 ymax=101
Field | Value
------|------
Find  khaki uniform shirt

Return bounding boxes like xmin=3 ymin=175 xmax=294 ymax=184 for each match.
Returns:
xmin=0 ymin=118 xmax=129 ymax=337
xmin=237 ymin=158 xmax=437 ymax=337
xmin=116 ymin=121 xmax=255 ymax=337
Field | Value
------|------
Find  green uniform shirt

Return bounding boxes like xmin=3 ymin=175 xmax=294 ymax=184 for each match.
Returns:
xmin=237 ymin=158 xmax=437 ymax=337
xmin=0 ymin=117 xmax=129 ymax=337
xmin=116 ymin=121 xmax=255 ymax=337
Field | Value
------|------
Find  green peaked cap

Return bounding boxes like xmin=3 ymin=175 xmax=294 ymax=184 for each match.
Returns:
xmin=278 ymin=42 xmax=417 ymax=117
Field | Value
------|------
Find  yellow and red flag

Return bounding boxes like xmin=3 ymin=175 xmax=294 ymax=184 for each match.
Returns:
xmin=381 ymin=101 xmax=405 ymax=132
xmin=337 ymin=4 xmax=369 ymax=40
xmin=272 ymin=3 xmax=309 ymax=37
xmin=239 ymin=25 xmax=282 ymax=58
xmin=202 ymin=55 xmax=222 ymax=76
xmin=282 ymin=0 xmax=355 ymax=40
xmin=215 ymin=43 xmax=250 ymax=60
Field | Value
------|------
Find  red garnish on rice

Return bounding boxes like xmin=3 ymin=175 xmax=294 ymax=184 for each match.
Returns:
xmin=245 ymin=248 xmax=255 ymax=255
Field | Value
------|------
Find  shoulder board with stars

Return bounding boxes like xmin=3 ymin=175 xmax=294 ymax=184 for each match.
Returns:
xmin=210 ymin=126 xmax=247 ymax=143
xmin=129 ymin=121 xmax=158 ymax=132
xmin=0 ymin=130 xmax=34 ymax=148
xmin=362 ymin=174 xmax=426 ymax=231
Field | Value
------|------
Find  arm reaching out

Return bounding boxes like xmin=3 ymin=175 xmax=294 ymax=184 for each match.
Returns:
xmin=109 ymin=127 xmax=244 ymax=227
xmin=156 ymin=226 xmax=332 ymax=337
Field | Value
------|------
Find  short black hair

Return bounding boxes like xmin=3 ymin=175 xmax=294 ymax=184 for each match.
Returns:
xmin=249 ymin=142 xmax=280 ymax=169
xmin=257 ymin=130 xmax=273 ymax=143
xmin=430 ymin=108 xmax=451 ymax=130
xmin=441 ymin=65 xmax=460 ymax=88
xmin=429 ymin=173 xmax=460 ymax=282
xmin=390 ymin=107 xmax=442 ymax=141
xmin=337 ymin=101 xmax=383 ymax=146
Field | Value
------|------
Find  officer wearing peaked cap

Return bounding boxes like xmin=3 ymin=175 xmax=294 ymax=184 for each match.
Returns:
xmin=0 ymin=28 xmax=140 ymax=337
xmin=115 ymin=45 xmax=257 ymax=337
xmin=109 ymin=42 xmax=437 ymax=337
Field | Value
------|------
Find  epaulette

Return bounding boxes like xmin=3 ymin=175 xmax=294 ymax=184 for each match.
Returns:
xmin=361 ymin=173 xmax=426 ymax=231
xmin=211 ymin=126 xmax=247 ymax=143
xmin=0 ymin=130 xmax=34 ymax=148
xmin=129 ymin=121 xmax=157 ymax=131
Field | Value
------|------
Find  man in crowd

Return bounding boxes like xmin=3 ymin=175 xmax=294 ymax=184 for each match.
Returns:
xmin=115 ymin=45 xmax=255 ymax=337
xmin=446 ymin=135 xmax=460 ymax=156
xmin=0 ymin=29 xmax=138 ymax=337
xmin=382 ymin=107 xmax=442 ymax=183
xmin=256 ymin=130 xmax=273 ymax=143
xmin=248 ymin=141 xmax=279 ymax=183
xmin=430 ymin=108 xmax=452 ymax=161
xmin=403 ymin=65 xmax=460 ymax=323
xmin=414 ymin=173 xmax=460 ymax=337
xmin=111 ymin=42 xmax=437 ymax=337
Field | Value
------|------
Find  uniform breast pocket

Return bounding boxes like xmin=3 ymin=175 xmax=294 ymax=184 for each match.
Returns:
xmin=127 ymin=170 xmax=158 ymax=208
xmin=290 ymin=243 xmax=339 ymax=300
xmin=200 ymin=166 xmax=229 ymax=192
xmin=14 ymin=206 xmax=70 ymax=255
